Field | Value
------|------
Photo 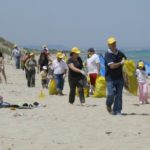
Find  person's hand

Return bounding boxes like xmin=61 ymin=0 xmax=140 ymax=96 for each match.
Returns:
xmin=120 ymin=59 xmax=125 ymax=65
xmin=63 ymin=74 xmax=66 ymax=79
xmin=80 ymin=70 xmax=86 ymax=76
xmin=49 ymin=75 xmax=54 ymax=79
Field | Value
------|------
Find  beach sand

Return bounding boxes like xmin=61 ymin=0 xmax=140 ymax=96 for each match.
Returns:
xmin=0 ymin=58 xmax=150 ymax=150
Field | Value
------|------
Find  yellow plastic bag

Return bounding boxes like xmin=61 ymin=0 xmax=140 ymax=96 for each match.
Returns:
xmin=38 ymin=90 xmax=46 ymax=100
xmin=87 ymin=75 xmax=90 ymax=84
xmin=48 ymin=79 xmax=57 ymax=95
xmin=123 ymin=60 xmax=138 ymax=96
xmin=76 ymin=87 xmax=89 ymax=97
xmin=76 ymin=76 xmax=90 ymax=97
xmin=93 ymin=76 xmax=106 ymax=98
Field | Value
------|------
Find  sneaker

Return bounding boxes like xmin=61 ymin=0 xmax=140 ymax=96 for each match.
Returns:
xmin=139 ymin=101 xmax=144 ymax=105
xmin=58 ymin=93 xmax=64 ymax=96
xmin=106 ymin=106 xmax=112 ymax=113
xmin=111 ymin=111 xmax=122 ymax=116
xmin=145 ymin=101 xmax=149 ymax=104
xmin=81 ymin=103 xmax=86 ymax=106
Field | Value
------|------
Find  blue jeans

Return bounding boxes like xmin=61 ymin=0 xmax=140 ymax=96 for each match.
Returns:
xmin=106 ymin=79 xmax=124 ymax=114
xmin=15 ymin=56 xmax=20 ymax=69
xmin=54 ymin=74 xmax=64 ymax=91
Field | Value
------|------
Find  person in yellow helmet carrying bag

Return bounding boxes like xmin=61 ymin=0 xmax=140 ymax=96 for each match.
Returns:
xmin=105 ymin=37 xmax=127 ymax=115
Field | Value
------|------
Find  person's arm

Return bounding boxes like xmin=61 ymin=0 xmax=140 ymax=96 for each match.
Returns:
xmin=25 ymin=60 xmax=29 ymax=70
xmin=68 ymin=63 xmax=82 ymax=73
xmin=95 ymin=55 xmax=100 ymax=75
xmin=105 ymin=53 xmax=124 ymax=69
xmin=109 ymin=61 xmax=123 ymax=69
xmin=11 ymin=50 xmax=14 ymax=59
xmin=64 ymin=62 xmax=68 ymax=75
xmin=68 ymin=63 xmax=86 ymax=76
xmin=96 ymin=62 xmax=100 ymax=75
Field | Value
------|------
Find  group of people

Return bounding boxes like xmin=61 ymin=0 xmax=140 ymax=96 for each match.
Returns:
xmin=5 ymin=37 xmax=149 ymax=115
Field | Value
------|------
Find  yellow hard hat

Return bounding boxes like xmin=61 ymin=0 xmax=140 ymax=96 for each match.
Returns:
xmin=107 ymin=37 xmax=116 ymax=44
xmin=56 ymin=52 xmax=64 ymax=58
xmin=138 ymin=62 xmax=144 ymax=68
xmin=71 ymin=47 xmax=80 ymax=54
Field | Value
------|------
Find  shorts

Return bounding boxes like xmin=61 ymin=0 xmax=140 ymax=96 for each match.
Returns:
xmin=89 ymin=73 xmax=98 ymax=86
xmin=41 ymin=79 xmax=47 ymax=86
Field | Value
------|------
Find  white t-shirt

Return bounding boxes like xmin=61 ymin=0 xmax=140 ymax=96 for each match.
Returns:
xmin=52 ymin=59 xmax=68 ymax=75
xmin=12 ymin=48 xmax=21 ymax=57
xmin=136 ymin=69 xmax=148 ymax=83
xmin=87 ymin=54 xmax=100 ymax=74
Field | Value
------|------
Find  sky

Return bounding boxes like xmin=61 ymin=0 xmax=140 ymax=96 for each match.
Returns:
xmin=0 ymin=0 xmax=150 ymax=49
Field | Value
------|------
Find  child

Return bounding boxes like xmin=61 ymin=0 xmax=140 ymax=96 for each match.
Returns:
xmin=40 ymin=66 xmax=48 ymax=88
xmin=136 ymin=61 xmax=149 ymax=104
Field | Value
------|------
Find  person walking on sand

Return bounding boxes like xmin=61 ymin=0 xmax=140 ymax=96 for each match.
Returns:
xmin=42 ymin=45 xmax=49 ymax=55
xmin=25 ymin=53 xmax=37 ymax=87
xmin=11 ymin=44 xmax=21 ymax=69
xmin=38 ymin=52 xmax=49 ymax=73
xmin=136 ymin=61 xmax=149 ymax=104
xmin=21 ymin=52 xmax=30 ymax=79
xmin=0 ymin=52 xmax=7 ymax=83
xmin=51 ymin=52 xmax=67 ymax=95
xmin=105 ymin=37 xmax=126 ymax=115
xmin=67 ymin=47 xmax=86 ymax=105
xmin=86 ymin=48 xmax=100 ymax=94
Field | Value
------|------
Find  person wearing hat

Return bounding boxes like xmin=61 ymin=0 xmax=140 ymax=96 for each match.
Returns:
xmin=136 ymin=61 xmax=149 ymax=104
xmin=38 ymin=51 xmax=49 ymax=73
xmin=42 ymin=45 xmax=49 ymax=55
xmin=25 ymin=53 xmax=37 ymax=87
xmin=11 ymin=44 xmax=21 ymax=69
xmin=86 ymin=48 xmax=100 ymax=94
xmin=40 ymin=66 xmax=48 ymax=88
xmin=105 ymin=37 xmax=127 ymax=115
xmin=51 ymin=52 xmax=67 ymax=95
xmin=67 ymin=47 xmax=86 ymax=105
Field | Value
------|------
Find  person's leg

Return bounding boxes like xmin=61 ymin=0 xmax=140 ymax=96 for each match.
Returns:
xmin=2 ymin=69 xmax=7 ymax=83
xmin=0 ymin=74 xmax=2 ymax=83
xmin=27 ymin=70 xmax=31 ymax=87
xmin=138 ymin=82 xmax=144 ymax=104
xmin=78 ymin=86 xmax=85 ymax=104
xmin=41 ymin=79 xmax=44 ymax=88
xmin=54 ymin=75 xmax=61 ymax=94
xmin=68 ymin=77 xmax=76 ymax=104
xmin=113 ymin=79 xmax=124 ymax=114
xmin=25 ymin=68 xmax=28 ymax=79
xmin=77 ymin=78 xmax=85 ymax=104
xmin=15 ymin=57 xmax=18 ymax=69
xmin=16 ymin=57 xmax=20 ymax=69
xmin=31 ymin=70 xmax=36 ymax=87
xmin=89 ymin=73 xmax=97 ymax=94
xmin=106 ymin=80 xmax=115 ymax=113
xmin=59 ymin=74 xmax=65 ymax=94
xmin=143 ymin=82 xmax=149 ymax=103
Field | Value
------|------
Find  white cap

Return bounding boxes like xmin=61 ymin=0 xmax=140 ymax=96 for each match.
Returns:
xmin=42 ymin=66 xmax=47 ymax=70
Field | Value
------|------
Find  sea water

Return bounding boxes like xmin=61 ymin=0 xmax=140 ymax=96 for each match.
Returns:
xmin=81 ymin=50 xmax=150 ymax=63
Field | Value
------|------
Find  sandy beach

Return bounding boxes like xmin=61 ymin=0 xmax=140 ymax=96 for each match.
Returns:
xmin=0 ymin=58 xmax=150 ymax=150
